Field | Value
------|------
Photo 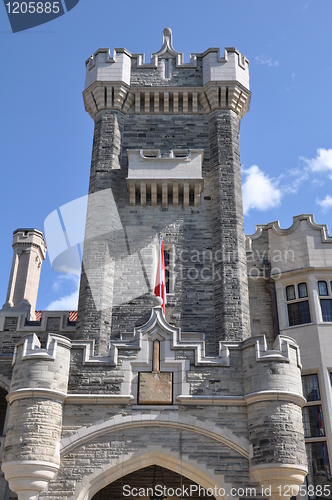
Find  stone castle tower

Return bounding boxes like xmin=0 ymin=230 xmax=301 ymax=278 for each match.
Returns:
xmin=0 ymin=29 xmax=308 ymax=500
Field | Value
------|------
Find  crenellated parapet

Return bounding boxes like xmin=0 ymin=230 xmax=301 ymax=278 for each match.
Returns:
xmin=2 ymin=333 xmax=71 ymax=500
xmin=83 ymin=28 xmax=250 ymax=120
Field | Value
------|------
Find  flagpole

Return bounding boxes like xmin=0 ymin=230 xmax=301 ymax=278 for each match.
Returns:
xmin=159 ymin=236 xmax=162 ymax=300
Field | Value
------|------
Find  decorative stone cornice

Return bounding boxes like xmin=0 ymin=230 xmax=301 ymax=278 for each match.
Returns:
xmin=7 ymin=387 xmax=68 ymax=404
xmin=244 ymin=390 xmax=306 ymax=407
xmin=83 ymin=82 xmax=250 ymax=120
xmin=126 ymin=149 xmax=204 ymax=207
xmin=83 ymin=81 xmax=131 ymax=119
xmin=203 ymin=81 xmax=250 ymax=119
xmin=176 ymin=395 xmax=246 ymax=406
xmin=65 ymin=394 xmax=134 ymax=404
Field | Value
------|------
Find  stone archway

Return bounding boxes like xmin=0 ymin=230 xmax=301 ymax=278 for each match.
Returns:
xmin=72 ymin=450 xmax=231 ymax=500
xmin=91 ymin=465 xmax=216 ymax=500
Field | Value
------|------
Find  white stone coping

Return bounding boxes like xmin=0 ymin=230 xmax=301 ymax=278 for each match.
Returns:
xmin=0 ymin=309 xmax=77 ymax=333
xmin=126 ymin=149 xmax=204 ymax=182
xmin=6 ymin=388 xmax=305 ymax=407
xmin=127 ymin=149 xmax=204 ymax=161
xmin=60 ymin=411 xmax=250 ymax=459
xmin=69 ymin=306 xmax=233 ymax=368
xmin=6 ymin=388 xmax=135 ymax=405
xmin=244 ymin=390 xmax=306 ymax=407
xmin=246 ymin=214 xmax=332 ymax=251
xmin=12 ymin=332 xmax=71 ymax=366
xmin=176 ymin=395 xmax=246 ymax=405
xmin=250 ymin=462 xmax=308 ymax=473
xmin=6 ymin=388 xmax=67 ymax=404
xmin=242 ymin=334 xmax=302 ymax=368
xmin=271 ymin=266 xmax=332 ymax=279
xmin=66 ymin=394 xmax=134 ymax=404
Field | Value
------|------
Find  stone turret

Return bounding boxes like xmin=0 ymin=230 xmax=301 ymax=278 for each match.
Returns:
xmin=243 ymin=335 xmax=308 ymax=499
xmin=2 ymin=333 xmax=71 ymax=500
xmin=2 ymin=229 xmax=46 ymax=320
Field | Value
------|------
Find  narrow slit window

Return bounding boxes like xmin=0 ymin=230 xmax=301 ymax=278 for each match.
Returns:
xmin=163 ymin=245 xmax=175 ymax=294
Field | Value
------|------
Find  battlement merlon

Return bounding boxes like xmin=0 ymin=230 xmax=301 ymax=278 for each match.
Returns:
xmin=84 ymin=28 xmax=250 ymax=92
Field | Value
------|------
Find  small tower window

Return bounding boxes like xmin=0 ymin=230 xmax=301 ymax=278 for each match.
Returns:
xmin=162 ymin=58 xmax=172 ymax=80
xmin=163 ymin=245 xmax=174 ymax=294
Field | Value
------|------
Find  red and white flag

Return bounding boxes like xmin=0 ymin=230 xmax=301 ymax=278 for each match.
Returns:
xmin=154 ymin=238 xmax=166 ymax=314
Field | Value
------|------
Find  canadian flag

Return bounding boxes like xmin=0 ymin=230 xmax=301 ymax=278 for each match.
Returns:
xmin=154 ymin=238 xmax=166 ymax=314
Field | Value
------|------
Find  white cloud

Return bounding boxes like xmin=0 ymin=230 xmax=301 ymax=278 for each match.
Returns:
xmin=282 ymin=167 xmax=310 ymax=194
xmin=46 ymin=274 xmax=79 ymax=310
xmin=46 ymin=289 xmax=79 ymax=311
xmin=51 ymin=273 xmax=79 ymax=292
xmin=302 ymin=148 xmax=332 ymax=175
xmin=255 ymin=55 xmax=279 ymax=67
xmin=316 ymin=195 xmax=332 ymax=213
xmin=242 ymin=165 xmax=282 ymax=215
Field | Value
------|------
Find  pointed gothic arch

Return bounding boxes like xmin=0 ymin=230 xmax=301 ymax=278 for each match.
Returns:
xmin=61 ymin=412 xmax=249 ymax=458
xmin=72 ymin=450 xmax=232 ymax=500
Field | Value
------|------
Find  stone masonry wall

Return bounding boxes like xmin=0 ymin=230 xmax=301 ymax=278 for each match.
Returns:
xmin=76 ymin=103 xmax=251 ymax=356
xmin=247 ymin=400 xmax=306 ymax=467
xmin=41 ymin=424 xmax=252 ymax=500
xmin=209 ymin=109 xmax=250 ymax=343
xmin=3 ymin=398 xmax=62 ymax=465
xmin=247 ymin=229 xmax=276 ymax=348
xmin=130 ymin=56 xmax=204 ymax=87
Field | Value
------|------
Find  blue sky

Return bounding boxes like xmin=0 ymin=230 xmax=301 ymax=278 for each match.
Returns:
xmin=1 ymin=0 xmax=332 ymax=311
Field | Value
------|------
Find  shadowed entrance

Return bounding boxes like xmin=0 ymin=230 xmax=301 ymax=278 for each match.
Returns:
xmin=91 ymin=465 xmax=216 ymax=500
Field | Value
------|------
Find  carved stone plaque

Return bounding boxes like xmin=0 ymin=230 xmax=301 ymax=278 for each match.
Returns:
xmin=138 ymin=371 xmax=173 ymax=404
